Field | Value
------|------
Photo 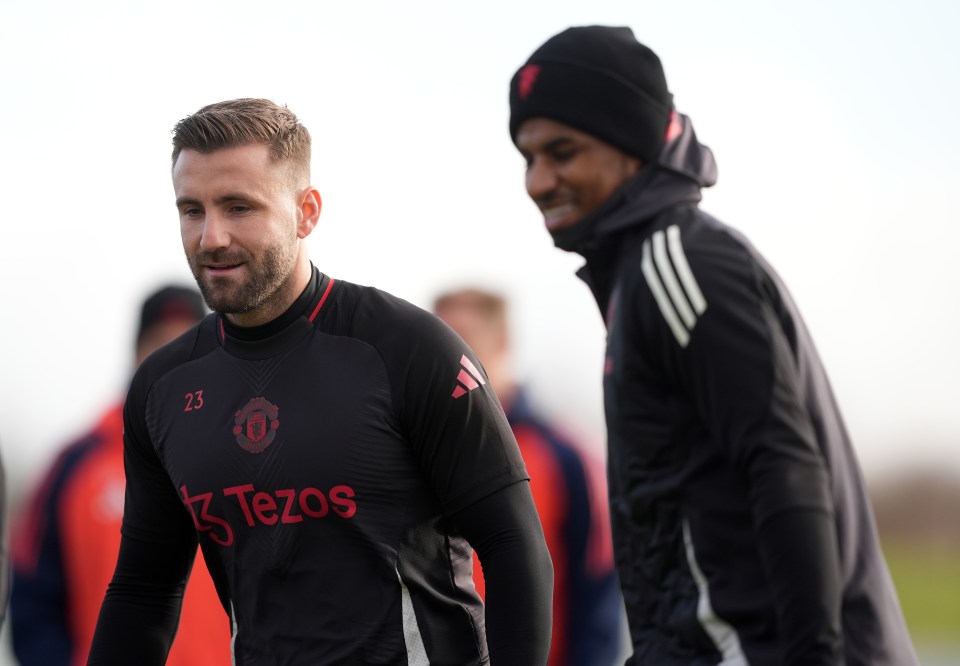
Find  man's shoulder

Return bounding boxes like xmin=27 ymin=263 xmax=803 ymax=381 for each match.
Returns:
xmin=325 ymin=278 xmax=455 ymax=350
xmin=643 ymin=206 xmax=744 ymax=251
xmin=332 ymin=279 xmax=430 ymax=322
xmin=621 ymin=206 xmax=758 ymax=285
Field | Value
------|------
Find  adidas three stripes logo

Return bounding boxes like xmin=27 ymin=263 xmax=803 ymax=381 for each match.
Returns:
xmin=640 ymin=225 xmax=707 ymax=348
xmin=451 ymin=354 xmax=486 ymax=399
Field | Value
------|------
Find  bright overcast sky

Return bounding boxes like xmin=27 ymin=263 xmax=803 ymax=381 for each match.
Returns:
xmin=1 ymin=0 xmax=958 ymax=498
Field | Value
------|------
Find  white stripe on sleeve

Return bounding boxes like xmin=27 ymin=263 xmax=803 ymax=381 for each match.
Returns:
xmin=642 ymin=236 xmax=691 ymax=347
xmin=653 ymin=229 xmax=698 ymax=329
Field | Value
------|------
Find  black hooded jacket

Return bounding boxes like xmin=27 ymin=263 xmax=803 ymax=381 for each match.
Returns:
xmin=564 ymin=113 xmax=918 ymax=665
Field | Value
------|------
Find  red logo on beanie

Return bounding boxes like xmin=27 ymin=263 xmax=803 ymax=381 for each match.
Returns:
xmin=518 ymin=64 xmax=541 ymax=100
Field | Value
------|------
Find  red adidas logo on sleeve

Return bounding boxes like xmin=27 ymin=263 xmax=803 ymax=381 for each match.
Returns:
xmin=451 ymin=355 xmax=486 ymax=399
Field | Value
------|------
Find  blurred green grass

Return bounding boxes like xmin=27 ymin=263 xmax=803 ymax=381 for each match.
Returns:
xmin=883 ymin=541 xmax=960 ymax=643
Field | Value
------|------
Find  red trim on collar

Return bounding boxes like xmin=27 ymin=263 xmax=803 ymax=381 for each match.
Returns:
xmin=308 ymin=278 xmax=336 ymax=322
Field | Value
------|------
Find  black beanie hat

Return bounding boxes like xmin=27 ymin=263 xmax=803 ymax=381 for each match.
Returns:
xmin=137 ymin=285 xmax=206 ymax=345
xmin=509 ymin=25 xmax=673 ymax=162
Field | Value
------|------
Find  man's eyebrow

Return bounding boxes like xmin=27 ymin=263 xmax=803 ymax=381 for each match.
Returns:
xmin=543 ymin=136 xmax=577 ymax=151
xmin=213 ymin=194 xmax=252 ymax=205
xmin=520 ymin=135 xmax=577 ymax=160
xmin=175 ymin=196 xmax=200 ymax=208
xmin=175 ymin=194 xmax=252 ymax=208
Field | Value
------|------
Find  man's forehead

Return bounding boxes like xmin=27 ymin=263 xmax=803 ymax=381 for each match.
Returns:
xmin=516 ymin=117 xmax=587 ymax=149
xmin=172 ymin=144 xmax=279 ymax=191
xmin=174 ymin=143 xmax=271 ymax=171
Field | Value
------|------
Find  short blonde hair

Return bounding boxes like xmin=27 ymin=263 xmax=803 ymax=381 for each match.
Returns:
xmin=171 ymin=98 xmax=311 ymax=184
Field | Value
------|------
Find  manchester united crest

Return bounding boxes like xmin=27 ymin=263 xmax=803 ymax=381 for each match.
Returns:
xmin=233 ymin=397 xmax=280 ymax=453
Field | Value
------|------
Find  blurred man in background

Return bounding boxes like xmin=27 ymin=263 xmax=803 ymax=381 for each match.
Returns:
xmin=508 ymin=24 xmax=918 ymax=665
xmin=9 ymin=285 xmax=230 ymax=666
xmin=0 ymin=449 xmax=8 ymax=628
xmin=434 ymin=287 xmax=624 ymax=666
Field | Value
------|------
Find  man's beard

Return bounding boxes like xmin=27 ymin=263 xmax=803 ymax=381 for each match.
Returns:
xmin=187 ymin=243 xmax=296 ymax=315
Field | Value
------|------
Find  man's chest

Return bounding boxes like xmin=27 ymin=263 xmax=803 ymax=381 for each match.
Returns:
xmin=144 ymin=343 xmax=423 ymax=547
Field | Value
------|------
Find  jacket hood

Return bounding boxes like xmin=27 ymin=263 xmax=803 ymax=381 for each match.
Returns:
xmin=550 ymin=111 xmax=717 ymax=254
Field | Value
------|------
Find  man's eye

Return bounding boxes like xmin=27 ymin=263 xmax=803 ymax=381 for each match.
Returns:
xmin=182 ymin=208 xmax=202 ymax=217
xmin=230 ymin=205 xmax=251 ymax=214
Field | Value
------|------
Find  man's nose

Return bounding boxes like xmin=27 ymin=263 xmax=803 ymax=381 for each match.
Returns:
xmin=525 ymin=158 xmax=558 ymax=201
xmin=199 ymin=212 xmax=230 ymax=252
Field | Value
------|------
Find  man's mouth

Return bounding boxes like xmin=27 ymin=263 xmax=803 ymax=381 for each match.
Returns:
xmin=540 ymin=202 xmax=578 ymax=230
xmin=203 ymin=262 xmax=243 ymax=274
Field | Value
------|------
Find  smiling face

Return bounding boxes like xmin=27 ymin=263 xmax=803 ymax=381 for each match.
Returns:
xmin=173 ymin=143 xmax=321 ymax=326
xmin=516 ymin=117 xmax=642 ymax=233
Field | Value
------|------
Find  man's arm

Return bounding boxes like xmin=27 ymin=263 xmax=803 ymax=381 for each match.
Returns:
xmin=753 ymin=508 xmax=842 ymax=662
xmin=378 ymin=302 xmax=553 ymax=661
xmin=87 ymin=533 xmax=196 ymax=665
xmin=453 ymin=481 xmax=553 ymax=666
xmin=638 ymin=225 xmax=844 ymax=663
xmin=683 ymin=261 xmax=843 ymax=663
xmin=88 ymin=369 xmax=202 ymax=665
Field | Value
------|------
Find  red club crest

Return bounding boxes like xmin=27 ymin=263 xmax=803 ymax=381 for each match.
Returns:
xmin=233 ymin=397 xmax=280 ymax=453
xmin=518 ymin=64 xmax=541 ymax=100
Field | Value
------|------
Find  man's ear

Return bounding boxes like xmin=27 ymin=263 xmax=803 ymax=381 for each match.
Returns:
xmin=297 ymin=186 xmax=322 ymax=239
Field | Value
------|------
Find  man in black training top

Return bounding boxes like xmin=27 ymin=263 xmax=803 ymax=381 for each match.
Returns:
xmin=508 ymin=25 xmax=918 ymax=666
xmin=88 ymin=98 xmax=553 ymax=665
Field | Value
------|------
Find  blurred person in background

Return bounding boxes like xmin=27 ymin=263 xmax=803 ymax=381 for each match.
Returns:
xmin=434 ymin=287 xmax=625 ymax=666
xmin=9 ymin=285 xmax=230 ymax=666
xmin=507 ymin=24 xmax=918 ymax=665
xmin=0 ymin=448 xmax=8 ymax=627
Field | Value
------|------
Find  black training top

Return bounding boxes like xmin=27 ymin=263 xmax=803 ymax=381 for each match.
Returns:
xmin=88 ymin=266 xmax=548 ymax=665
